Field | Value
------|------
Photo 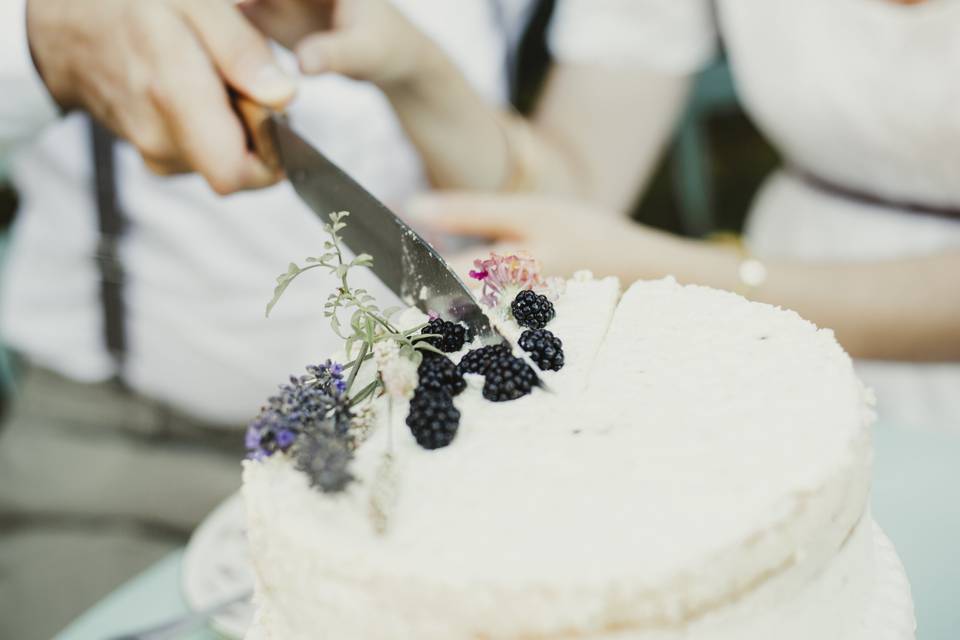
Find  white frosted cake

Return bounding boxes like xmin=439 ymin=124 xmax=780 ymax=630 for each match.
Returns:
xmin=242 ymin=273 xmax=915 ymax=640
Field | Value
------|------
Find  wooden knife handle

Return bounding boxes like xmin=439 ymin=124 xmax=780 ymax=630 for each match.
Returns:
xmin=231 ymin=91 xmax=281 ymax=173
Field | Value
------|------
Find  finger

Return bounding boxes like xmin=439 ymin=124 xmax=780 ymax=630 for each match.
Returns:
xmin=296 ymin=30 xmax=379 ymax=78
xmin=238 ymin=0 xmax=331 ymax=50
xmin=175 ymin=0 xmax=296 ymax=108
xmin=146 ymin=14 xmax=278 ymax=194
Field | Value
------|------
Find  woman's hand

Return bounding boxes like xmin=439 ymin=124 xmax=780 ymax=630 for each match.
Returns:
xmin=406 ymin=192 xmax=685 ymax=282
xmin=241 ymin=0 xmax=441 ymax=90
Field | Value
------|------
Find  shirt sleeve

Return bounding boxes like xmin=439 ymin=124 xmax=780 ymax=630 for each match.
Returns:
xmin=0 ymin=0 xmax=60 ymax=154
xmin=548 ymin=0 xmax=718 ymax=75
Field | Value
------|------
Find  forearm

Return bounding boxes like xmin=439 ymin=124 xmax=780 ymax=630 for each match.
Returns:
xmin=383 ymin=49 xmax=509 ymax=192
xmin=630 ymin=232 xmax=960 ymax=361
xmin=385 ymin=49 xmax=689 ymax=211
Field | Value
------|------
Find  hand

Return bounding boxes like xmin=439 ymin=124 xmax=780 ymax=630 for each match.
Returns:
xmin=27 ymin=0 xmax=297 ymax=194
xmin=241 ymin=0 xmax=443 ymax=90
xmin=406 ymin=192 xmax=680 ymax=283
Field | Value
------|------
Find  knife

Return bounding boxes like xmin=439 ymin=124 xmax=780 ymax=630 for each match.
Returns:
xmin=235 ymin=97 xmax=495 ymax=342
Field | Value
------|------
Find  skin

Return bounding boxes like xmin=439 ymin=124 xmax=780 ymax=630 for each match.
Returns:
xmin=26 ymin=0 xmax=297 ymax=194
xmin=242 ymin=0 xmax=688 ymax=211
xmin=28 ymin=0 xmax=684 ymax=209
xmin=408 ymin=193 xmax=960 ymax=362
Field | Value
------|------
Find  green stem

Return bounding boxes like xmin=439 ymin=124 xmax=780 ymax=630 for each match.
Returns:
xmin=345 ymin=341 xmax=369 ymax=394
xmin=343 ymin=352 xmax=373 ymax=370
xmin=349 ymin=379 xmax=382 ymax=407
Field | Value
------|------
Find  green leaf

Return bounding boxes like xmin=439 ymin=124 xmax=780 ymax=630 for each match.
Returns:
xmin=402 ymin=321 xmax=430 ymax=336
xmin=265 ymin=263 xmax=302 ymax=317
xmin=417 ymin=342 xmax=445 ymax=357
xmin=330 ymin=313 xmax=343 ymax=336
xmin=351 ymin=253 xmax=374 ymax=268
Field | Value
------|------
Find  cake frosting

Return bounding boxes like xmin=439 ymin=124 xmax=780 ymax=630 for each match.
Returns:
xmin=242 ymin=275 xmax=915 ymax=639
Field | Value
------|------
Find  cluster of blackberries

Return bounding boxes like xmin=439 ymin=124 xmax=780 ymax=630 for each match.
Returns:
xmin=420 ymin=317 xmax=468 ymax=353
xmin=406 ymin=337 xmax=468 ymax=450
xmin=480 ymin=352 xmax=539 ymax=402
xmin=458 ymin=343 xmax=539 ymax=402
xmin=417 ymin=353 xmax=466 ymax=397
xmin=406 ymin=387 xmax=461 ymax=450
xmin=406 ymin=290 xmax=565 ymax=447
xmin=519 ymin=328 xmax=564 ymax=372
xmin=510 ymin=290 xmax=564 ymax=372
xmin=457 ymin=343 xmax=511 ymax=376
xmin=511 ymin=290 xmax=555 ymax=329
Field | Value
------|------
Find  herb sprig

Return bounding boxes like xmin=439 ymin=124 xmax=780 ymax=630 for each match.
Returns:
xmin=266 ymin=211 xmax=441 ymax=404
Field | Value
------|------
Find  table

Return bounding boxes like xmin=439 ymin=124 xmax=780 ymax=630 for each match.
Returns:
xmin=55 ymin=551 xmax=219 ymax=640
xmin=56 ymin=422 xmax=959 ymax=640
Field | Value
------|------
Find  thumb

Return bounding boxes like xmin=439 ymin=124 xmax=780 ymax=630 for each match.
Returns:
xmin=406 ymin=193 xmax=534 ymax=242
xmin=296 ymin=30 xmax=379 ymax=78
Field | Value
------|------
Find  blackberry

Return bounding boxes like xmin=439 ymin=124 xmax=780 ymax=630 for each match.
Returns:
xmin=482 ymin=354 xmax=539 ymax=402
xmin=510 ymin=290 xmax=555 ymax=329
xmin=421 ymin=318 xmax=468 ymax=353
xmin=406 ymin=389 xmax=460 ymax=450
xmin=518 ymin=329 xmax=565 ymax=372
xmin=457 ymin=343 xmax=511 ymax=376
xmin=417 ymin=354 xmax=466 ymax=397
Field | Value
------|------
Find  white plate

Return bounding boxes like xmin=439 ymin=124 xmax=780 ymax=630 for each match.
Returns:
xmin=181 ymin=492 xmax=255 ymax=639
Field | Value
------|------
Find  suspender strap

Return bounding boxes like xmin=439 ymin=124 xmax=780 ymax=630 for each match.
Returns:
xmin=89 ymin=117 xmax=128 ymax=377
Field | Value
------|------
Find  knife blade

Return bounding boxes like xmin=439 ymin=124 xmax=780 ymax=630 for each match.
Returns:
xmin=236 ymin=98 xmax=495 ymax=342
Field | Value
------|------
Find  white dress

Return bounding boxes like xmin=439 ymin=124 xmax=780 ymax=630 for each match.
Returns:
xmin=551 ymin=0 xmax=960 ymax=432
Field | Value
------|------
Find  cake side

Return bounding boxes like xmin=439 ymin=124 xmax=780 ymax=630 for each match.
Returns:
xmin=243 ymin=276 xmax=876 ymax=639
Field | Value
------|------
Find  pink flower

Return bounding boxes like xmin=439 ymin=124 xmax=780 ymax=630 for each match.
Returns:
xmin=468 ymin=252 xmax=551 ymax=308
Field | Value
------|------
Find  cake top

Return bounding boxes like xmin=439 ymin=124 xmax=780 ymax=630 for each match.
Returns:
xmin=243 ymin=213 xmax=873 ymax=637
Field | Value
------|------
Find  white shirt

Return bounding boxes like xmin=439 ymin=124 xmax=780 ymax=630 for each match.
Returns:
xmin=0 ymin=0 xmax=534 ymax=425
xmin=550 ymin=0 xmax=960 ymax=431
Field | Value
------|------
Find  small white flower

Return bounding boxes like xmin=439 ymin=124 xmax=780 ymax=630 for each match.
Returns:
xmin=373 ymin=340 xmax=400 ymax=368
xmin=374 ymin=340 xmax=418 ymax=400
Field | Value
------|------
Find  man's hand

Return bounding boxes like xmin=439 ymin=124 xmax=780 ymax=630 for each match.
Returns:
xmin=27 ymin=0 xmax=297 ymax=194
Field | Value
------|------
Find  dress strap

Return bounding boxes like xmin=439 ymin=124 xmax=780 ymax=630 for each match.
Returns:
xmin=89 ymin=117 xmax=128 ymax=381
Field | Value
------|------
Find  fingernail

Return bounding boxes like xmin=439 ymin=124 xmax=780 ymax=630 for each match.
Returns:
xmin=255 ymin=65 xmax=296 ymax=104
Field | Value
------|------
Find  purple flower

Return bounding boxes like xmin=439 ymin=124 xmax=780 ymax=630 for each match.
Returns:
xmin=275 ymin=428 xmax=297 ymax=449
xmin=245 ymin=361 xmax=351 ymax=460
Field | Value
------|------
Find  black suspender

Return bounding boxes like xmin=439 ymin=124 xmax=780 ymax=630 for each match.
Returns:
xmin=89 ymin=118 xmax=127 ymax=380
